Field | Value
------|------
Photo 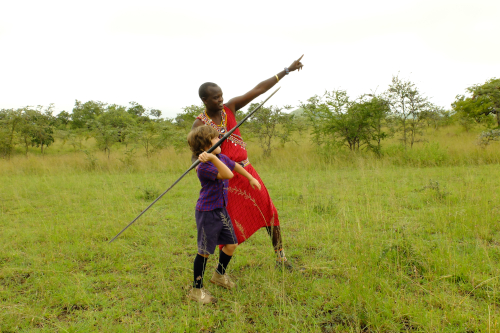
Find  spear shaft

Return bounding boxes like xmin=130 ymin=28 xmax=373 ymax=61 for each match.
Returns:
xmin=109 ymin=87 xmax=281 ymax=243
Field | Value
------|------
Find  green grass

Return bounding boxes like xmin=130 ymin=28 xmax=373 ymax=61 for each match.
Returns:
xmin=1 ymin=126 xmax=500 ymax=332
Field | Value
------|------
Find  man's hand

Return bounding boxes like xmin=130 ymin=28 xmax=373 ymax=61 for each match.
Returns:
xmin=288 ymin=55 xmax=304 ymax=72
xmin=225 ymin=54 xmax=305 ymax=113
xmin=249 ymin=177 xmax=261 ymax=190
xmin=198 ymin=152 xmax=215 ymax=163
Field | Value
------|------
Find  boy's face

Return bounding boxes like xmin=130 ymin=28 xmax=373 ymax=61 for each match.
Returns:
xmin=206 ymin=137 xmax=221 ymax=155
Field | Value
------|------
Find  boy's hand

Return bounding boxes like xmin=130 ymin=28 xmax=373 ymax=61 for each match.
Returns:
xmin=249 ymin=177 xmax=261 ymax=190
xmin=198 ymin=152 xmax=215 ymax=163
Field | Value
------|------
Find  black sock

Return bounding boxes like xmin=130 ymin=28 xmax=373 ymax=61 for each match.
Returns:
xmin=193 ymin=254 xmax=208 ymax=289
xmin=216 ymin=249 xmax=232 ymax=275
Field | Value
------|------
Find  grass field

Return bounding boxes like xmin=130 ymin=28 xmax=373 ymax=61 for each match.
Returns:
xmin=1 ymin=126 xmax=500 ymax=332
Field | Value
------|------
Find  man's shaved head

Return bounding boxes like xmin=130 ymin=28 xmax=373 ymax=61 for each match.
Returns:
xmin=198 ymin=82 xmax=219 ymax=100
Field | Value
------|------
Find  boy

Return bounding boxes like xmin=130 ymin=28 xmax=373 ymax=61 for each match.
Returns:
xmin=187 ymin=125 xmax=261 ymax=304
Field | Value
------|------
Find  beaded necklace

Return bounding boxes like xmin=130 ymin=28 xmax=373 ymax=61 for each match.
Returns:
xmin=204 ymin=109 xmax=227 ymax=133
xmin=198 ymin=109 xmax=247 ymax=150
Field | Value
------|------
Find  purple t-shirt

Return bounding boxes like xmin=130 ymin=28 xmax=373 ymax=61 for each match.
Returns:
xmin=196 ymin=153 xmax=236 ymax=211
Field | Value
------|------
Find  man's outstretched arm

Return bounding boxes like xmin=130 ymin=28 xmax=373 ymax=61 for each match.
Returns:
xmin=225 ymin=55 xmax=304 ymax=113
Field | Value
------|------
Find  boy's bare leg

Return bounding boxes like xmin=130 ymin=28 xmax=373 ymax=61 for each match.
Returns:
xmin=221 ymin=244 xmax=237 ymax=256
xmin=216 ymin=244 xmax=237 ymax=275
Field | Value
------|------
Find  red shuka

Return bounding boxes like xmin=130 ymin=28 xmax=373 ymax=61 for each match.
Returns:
xmin=196 ymin=105 xmax=279 ymax=244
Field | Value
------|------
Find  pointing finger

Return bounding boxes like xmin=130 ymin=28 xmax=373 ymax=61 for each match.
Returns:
xmin=297 ymin=54 xmax=304 ymax=61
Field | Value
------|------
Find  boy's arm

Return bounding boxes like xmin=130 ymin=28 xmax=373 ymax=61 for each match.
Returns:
xmin=233 ymin=163 xmax=261 ymax=190
xmin=199 ymin=152 xmax=233 ymax=180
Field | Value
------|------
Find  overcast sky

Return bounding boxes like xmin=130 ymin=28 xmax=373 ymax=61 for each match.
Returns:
xmin=1 ymin=0 xmax=499 ymax=118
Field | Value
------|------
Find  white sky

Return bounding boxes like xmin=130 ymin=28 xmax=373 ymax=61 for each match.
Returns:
xmin=1 ymin=0 xmax=499 ymax=118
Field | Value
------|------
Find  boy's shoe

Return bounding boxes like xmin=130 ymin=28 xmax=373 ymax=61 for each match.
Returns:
xmin=188 ymin=288 xmax=217 ymax=304
xmin=210 ymin=271 xmax=236 ymax=290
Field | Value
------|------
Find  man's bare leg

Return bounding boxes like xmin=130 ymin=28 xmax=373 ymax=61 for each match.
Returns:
xmin=265 ymin=225 xmax=292 ymax=269
xmin=266 ymin=225 xmax=282 ymax=250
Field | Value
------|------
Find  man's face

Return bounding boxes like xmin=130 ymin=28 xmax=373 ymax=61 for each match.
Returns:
xmin=203 ymin=85 xmax=224 ymax=112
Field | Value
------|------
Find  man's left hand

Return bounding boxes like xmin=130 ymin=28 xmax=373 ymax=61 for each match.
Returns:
xmin=288 ymin=55 xmax=304 ymax=72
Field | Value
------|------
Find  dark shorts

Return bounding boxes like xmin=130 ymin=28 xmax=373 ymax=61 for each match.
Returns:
xmin=195 ymin=207 xmax=238 ymax=255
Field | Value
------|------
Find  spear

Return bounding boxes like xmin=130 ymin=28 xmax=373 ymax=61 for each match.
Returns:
xmin=109 ymin=87 xmax=281 ymax=243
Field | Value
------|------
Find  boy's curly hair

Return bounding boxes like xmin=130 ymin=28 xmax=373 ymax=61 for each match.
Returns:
xmin=187 ymin=125 xmax=220 ymax=156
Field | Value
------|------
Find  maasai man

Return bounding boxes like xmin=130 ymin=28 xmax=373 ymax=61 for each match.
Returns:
xmin=191 ymin=55 xmax=304 ymax=269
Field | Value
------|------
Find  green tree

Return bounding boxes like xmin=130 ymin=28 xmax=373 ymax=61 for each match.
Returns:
xmin=89 ymin=105 xmax=134 ymax=159
xmin=421 ymin=106 xmax=443 ymax=130
xmin=135 ymin=121 xmax=166 ymax=158
xmin=91 ymin=107 xmax=135 ymax=159
xmin=18 ymin=108 xmax=37 ymax=155
xmin=421 ymin=106 xmax=453 ymax=131
xmin=301 ymin=91 xmax=391 ymax=154
xmin=407 ymin=95 xmax=430 ymax=149
xmin=105 ymin=104 xmax=135 ymax=144
xmin=0 ymin=108 xmax=22 ymax=158
xmin=127 ymin=101 xmax=146 ymax=117
xmin=67 ymin=128 xmax=88 ymax=151
xmin=452 ymin=78 xmax=500 ymax=128
xmin=157 ymin=119 xmax=178 ymax=144
xmin=301 ymin=90 xmax=368 ymax=151
xmin=244 ymin=103 xmax=295 ymax=157
xmin=29 ymin=105 xmax=56 ymax=154
xmin=90 ymin=121 xmax=118 ymax=159
xmin=55 ymin=111 xmax=71 ymax=129
xmin=385 ymin=76 xmax=429 ymax=148
xmin=175 ymin=105 xmax=204 ymax=130
xmin=356 ymin=95 xmax=391 ymax=155
xmin=336 ymin=101 xmax=368 ymax=151
xmin=453 ymin=111 xmax=476 ymax=132
xmin=170 ymin=105 xmax=205 ymax=152
xmin=71 ymin=100 xmax=106 ymax=129
xmin=301 ymin=90 xmax=351 ymax=149
xmin=147 ymin=109 xmax=162 ymax=119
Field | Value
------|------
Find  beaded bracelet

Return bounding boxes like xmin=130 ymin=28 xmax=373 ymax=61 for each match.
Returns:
xmin=284 ymin=67 xmax=289 ymax=75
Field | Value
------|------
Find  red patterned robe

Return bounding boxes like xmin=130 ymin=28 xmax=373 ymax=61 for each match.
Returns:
xmin=196 ymin=105 xmax=279 ymax=244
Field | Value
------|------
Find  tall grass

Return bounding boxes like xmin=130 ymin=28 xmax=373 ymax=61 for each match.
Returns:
xmin=1 ymin=125 xmax=498 ymax=176
xmin=1 ymin=124 xmax=499 ymax=331
xmin=0 ymin=148 xmax=190 ymax=176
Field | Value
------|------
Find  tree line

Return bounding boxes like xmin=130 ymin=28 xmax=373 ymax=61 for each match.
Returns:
xmin=1 ymin=76 xmax=499 ymax=159
xmin=0 ymin=101 xmax=201 ymax=159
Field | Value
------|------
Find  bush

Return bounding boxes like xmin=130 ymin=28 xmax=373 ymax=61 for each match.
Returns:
xmin=477 ymin=129 xmax=500 ymax=148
